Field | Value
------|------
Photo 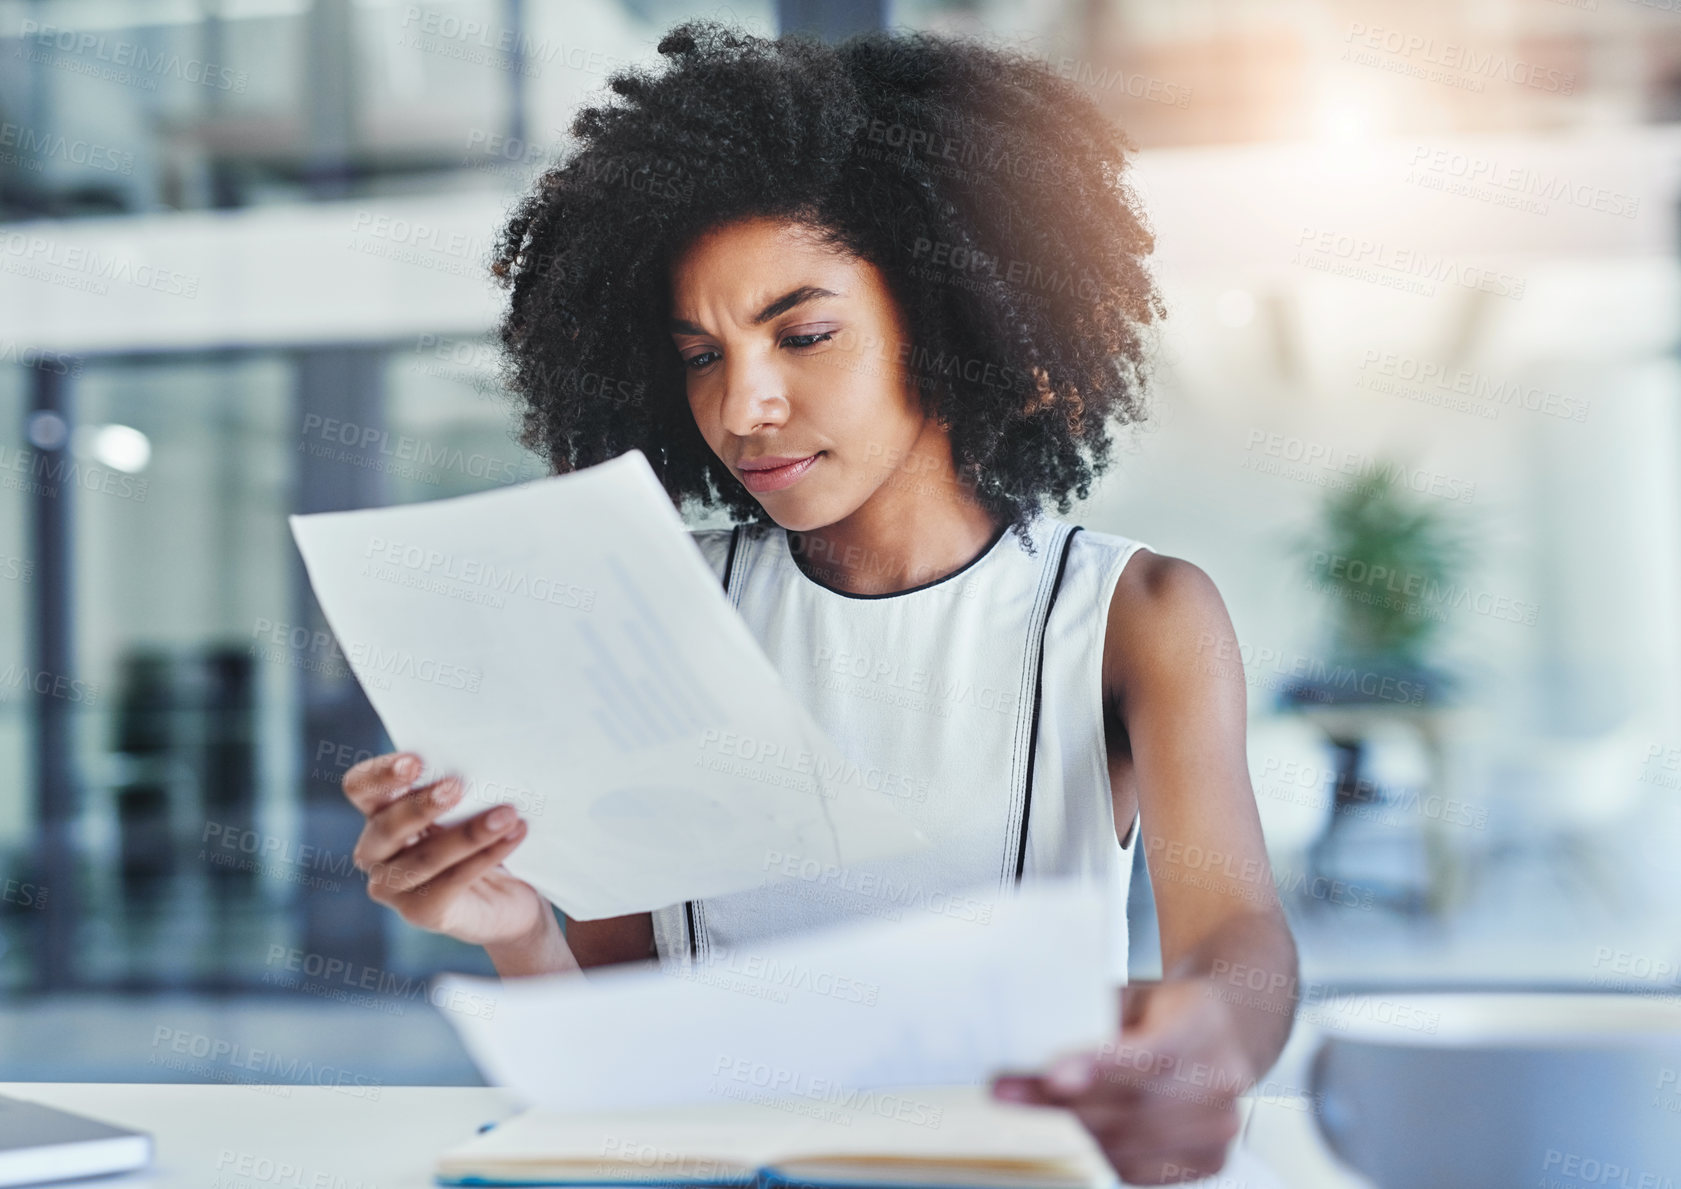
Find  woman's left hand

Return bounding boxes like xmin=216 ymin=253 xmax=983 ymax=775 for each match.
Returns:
xmin=991 ymin=978 xmax=1255 ymax=1185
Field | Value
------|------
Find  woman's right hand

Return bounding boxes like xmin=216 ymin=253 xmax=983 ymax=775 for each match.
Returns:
xmin=342 ymin=752 xmax=562 ymax=964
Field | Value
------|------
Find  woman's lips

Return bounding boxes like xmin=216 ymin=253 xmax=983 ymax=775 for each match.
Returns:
xmin=740 ymin=453 xmax=820 ymax=493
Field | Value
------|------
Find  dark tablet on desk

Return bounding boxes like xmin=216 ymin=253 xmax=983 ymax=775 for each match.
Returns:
xmin=0 ymin=1095 xmax=151 ymax=1187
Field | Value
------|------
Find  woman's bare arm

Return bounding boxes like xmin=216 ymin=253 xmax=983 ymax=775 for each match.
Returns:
xmin=994 ymin=551 xmax=1298 ymax=1185
xmin=557 ymin=912 xmax=658 ymax=970
xmin=1106 ymin=551 xmax=1299 ymax=1073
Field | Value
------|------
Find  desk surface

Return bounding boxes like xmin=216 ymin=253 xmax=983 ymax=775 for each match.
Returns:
xmin=1 ymin=1081 xmax=1367 ymax=1189
xmin=1 ymin=1082 xmax=524 ymax=1188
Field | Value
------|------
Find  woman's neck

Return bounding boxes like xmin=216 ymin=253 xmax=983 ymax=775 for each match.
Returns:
xmin=784 ymin=481 xmax=1002 ymax=596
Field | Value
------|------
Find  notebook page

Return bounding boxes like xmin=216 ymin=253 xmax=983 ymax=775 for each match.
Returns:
xmin=436 ymin=1098 xmax=788 ymax=1183
xmin=288 ymin=449 xmax=928 ymax=920
xmin=436 ymin=1087 xmax=1114 ymax=1189
xmin=762 ymin=1085 xmax=1108 ymax=1165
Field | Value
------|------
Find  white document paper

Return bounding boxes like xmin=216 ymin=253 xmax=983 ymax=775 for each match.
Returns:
xmin=433 ymin=879 xmax=1117 ymax=1113
xmin=288 ymin=449 xmax=927 ymax=920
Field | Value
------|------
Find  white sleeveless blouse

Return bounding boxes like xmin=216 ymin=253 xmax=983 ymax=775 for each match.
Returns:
xmin=650 ymin=511 xmax=1151 ymax=984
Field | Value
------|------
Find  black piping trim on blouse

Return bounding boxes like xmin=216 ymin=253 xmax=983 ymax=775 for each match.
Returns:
xmin=685 ymin=524 xmax=744 ymax=962
xmin=782 ymin=520 xmax=1011 ymax=600
xmin=1014 ymin=525 xmax=1084 ymax=884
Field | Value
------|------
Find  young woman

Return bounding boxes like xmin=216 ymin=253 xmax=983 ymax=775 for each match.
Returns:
xmin=341 ymin=23 xmax=1297 ymax=1185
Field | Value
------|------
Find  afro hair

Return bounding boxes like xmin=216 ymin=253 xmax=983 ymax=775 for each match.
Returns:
xmin=490 ymin=19 xmax=1164 ymax=549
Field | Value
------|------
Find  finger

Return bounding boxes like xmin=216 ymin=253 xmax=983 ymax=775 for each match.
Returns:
xmin=368 ymin=805 xmax=523 ymax=896
xmin=388 ymin=821 xmax=530 ymax=926
xmin=990 ymin=1075 xmax=1058 ymax=1106
xmin=353 ymin=778 xmax=463 ymax=871
xmin=1044 ymin=1051 xmax=1099 ymax=1095
xmin=343 ymin=751 xmax=423 ymax=814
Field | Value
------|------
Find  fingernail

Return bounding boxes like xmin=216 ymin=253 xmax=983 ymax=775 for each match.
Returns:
xmin=487 ymin=806 xmax=515 ymax=830
xmin=993 ymin=1081 xmax=1029 ymax=1102
xmin=1047 ymin=1055 xmax=1095 ymax=1094
xmin=431 ymin=780 xmax=458 ymax=806
xmin=396 ymin=756 xmax=419 ymax=779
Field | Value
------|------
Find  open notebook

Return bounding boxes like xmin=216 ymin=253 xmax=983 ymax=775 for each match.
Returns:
xmin=435 ymin=1084 xmax=1116 ymax=1189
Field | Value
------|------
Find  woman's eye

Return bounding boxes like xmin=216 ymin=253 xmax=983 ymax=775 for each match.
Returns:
xmin=682 ymin=333 xmax=830 ymax=368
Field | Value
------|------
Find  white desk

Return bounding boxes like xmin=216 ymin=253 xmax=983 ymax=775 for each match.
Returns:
xmin=1 ymin=1082 xmax=1367 ymax=1189
xmin=1 ymin=1082 xmax=523 ymax=1188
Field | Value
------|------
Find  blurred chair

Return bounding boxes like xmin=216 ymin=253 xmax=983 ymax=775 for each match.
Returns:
xmin=1312 ymin=718 xmax=1437 ymax=913
xmin=1474 ymin=717 xmax=1668 ymax=913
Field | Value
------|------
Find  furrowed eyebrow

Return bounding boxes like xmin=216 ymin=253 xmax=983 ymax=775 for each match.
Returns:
xmin=669 ymin=285 xmax=843 ymax=336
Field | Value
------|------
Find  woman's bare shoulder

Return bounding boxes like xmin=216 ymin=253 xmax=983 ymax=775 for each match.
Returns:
xmin=1102 ymin=548 xmax=1242 ymax=702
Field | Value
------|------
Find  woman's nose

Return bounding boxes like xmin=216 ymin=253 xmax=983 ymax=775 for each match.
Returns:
xmin=717 ymin=355 xmax=790 ymax=437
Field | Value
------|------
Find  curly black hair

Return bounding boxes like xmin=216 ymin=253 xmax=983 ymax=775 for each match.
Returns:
xmin=490 ymin=19 xmax=1164 ymax=551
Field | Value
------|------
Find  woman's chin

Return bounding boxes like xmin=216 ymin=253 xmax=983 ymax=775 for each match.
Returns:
xmin=758 ymin=498 xmax=846 ymax=535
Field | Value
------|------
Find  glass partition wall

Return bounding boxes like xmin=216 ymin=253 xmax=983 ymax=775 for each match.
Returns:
xmin=0 ymin=339 xmax=545 ymax=993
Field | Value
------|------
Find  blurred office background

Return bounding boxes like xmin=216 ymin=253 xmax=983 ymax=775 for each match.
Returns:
xmin=0 ymin=0 xmax=1678 ymax=1179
